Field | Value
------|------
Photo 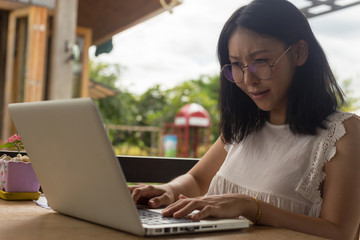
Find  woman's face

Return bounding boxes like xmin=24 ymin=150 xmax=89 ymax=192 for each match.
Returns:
xmin=228 ymin=27 xmax=298 ymax=123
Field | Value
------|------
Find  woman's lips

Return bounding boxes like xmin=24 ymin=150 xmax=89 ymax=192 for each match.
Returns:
xmin=250 ymin=89 xmax=270 ymax=100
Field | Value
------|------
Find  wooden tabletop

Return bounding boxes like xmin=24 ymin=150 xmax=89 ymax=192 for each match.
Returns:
xmin=0 ymin=199 xmax=327 ymax=240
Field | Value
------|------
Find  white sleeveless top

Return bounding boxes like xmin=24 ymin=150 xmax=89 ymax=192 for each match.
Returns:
xmin=207 ymin=111 xmax=354 ymax=217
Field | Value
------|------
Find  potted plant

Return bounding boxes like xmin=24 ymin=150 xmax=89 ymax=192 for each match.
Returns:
xmin=0 ymin=134 xmax=40 ymax=200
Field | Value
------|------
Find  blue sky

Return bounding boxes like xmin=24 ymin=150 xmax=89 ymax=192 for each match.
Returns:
xmin=90 ymin=0 xmax=360 ymax=112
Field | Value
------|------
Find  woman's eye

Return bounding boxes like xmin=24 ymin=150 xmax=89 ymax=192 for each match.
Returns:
xmin=231 ymin=62 xmax=242 ymax=68
xmin=254 ymin=59 xmax=267 ymax=63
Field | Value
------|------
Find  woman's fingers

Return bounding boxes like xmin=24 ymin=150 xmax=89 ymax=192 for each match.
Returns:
xmin=128 ymin=184 xmax=146 ymax=193
xmin=148 ymin=192 xmax=174 ymax=208
xmin=192 ymin=205 xmax=229 ymax=220
xmin=162 ymin=198 xmax=188 ymax=216
xmin=173 ymin=199 xmax=206 ymax=218
xmin=131 ymin=185 xmax=162 ymax=203
xmin=129 ymin=184 xmax=174 ymax=208
xmin=163 ymin=194 xmax=248 ymax=220
xmin=130 ymin=188 xmax=248 ymax=220
xmin=178 ymin=194 xmax=187 ymax=199
xmin=191 ymin=205 xmax=214 ymax=220
xmin=163 ymin=196 xmax=206 ymax=218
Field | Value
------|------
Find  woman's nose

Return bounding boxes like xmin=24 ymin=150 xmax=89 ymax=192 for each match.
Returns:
xmin=242 ymin=70 xmax=260 ymax=86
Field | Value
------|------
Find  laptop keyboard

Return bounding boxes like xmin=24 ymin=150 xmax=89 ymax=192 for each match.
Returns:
xmin=138 ymin=209 xmax=198 ymax=225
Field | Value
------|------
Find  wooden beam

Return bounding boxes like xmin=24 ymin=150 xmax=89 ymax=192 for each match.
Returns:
xmin=0 ymin=12 xmax=8 ymax=138
xmin=12 ymin=18 xmax=26 ymax=102
xmin=0 ymin=1 xmax=28 ymax=10
xmin=48 ymin=0 xmax=78 ymax=100
xmin=1 ymin=7 xmax=48 ymax=141
xmin=106 ymin=124 xmax=160 ymax=132
xmin=76 ymin=27 xmax=92 ymax=98
xmin=1 ymin=8 xmax=30 ymax=140
xmin=25 ymin=6 xmax=48 ymax=102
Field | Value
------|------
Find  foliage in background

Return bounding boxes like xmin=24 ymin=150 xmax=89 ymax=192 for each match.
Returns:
xmin=90 ymin=61 xmax=359 ymax=156
xmin=90 ymin=61 xmax=141 ymax=149
xmin=339 ymin=78 xmax=360 ymax=112
xmin=90 ymin=61 xmax=221 ymax=155
xmin=138 ymin=75 xmax=220 ymax=143
xmin=89 ymin=61 xmax=136 ymax=125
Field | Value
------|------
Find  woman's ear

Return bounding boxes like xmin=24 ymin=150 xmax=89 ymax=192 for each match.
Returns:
xmin=293 ymin=40 xmax=308 ymax=66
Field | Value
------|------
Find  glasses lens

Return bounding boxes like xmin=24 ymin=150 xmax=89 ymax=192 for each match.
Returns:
xmin=248 ymin=62 xmax=257 ymax=73
xmin=231 ymin=65 xmax=243 ymax=83
xmin=250 ymin=62 xmax=272 ymax=80
xmin=222 ymin=65 xmax=235 ymax=82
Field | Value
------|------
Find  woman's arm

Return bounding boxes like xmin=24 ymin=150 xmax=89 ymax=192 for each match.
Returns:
xmin=163 ymin=116 xmax=360 ymax=240
xmin=130 ymin=136 xmax=227 ymax=208
xmin=187 ymin=136 xmax=228 ymax=195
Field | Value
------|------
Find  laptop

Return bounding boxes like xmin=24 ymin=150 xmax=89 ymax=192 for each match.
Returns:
xmin=8 ymin=98 xmax=249 ymax=236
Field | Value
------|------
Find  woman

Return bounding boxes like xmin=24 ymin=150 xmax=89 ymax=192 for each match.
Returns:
xmin=130 ymin=0 xmax=360 ymax=239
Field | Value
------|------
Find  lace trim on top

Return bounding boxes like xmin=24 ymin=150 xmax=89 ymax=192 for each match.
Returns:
xmin=207 ymin=174 xmax=312 ymax=215
xmin=295 ymin=111 xmax=354 ymax=216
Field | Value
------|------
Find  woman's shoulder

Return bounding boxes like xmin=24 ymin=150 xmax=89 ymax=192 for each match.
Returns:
xmin=322 ymin=111 xmax=360 ymax=168
xmin=325 ymin=110 xmax=355 ymax=124
xmin=319 ymin=111 xmax=358 ymax=136
xmin=340 ymin=113 xmax=360 ymax=144
xmin=327 ymin=110 xmax=360 ymax=130
xmin=342 ymin=113 xmax=360 ymax=130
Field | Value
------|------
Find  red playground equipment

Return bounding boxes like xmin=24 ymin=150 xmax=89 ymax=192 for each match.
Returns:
xmin=163 ymin=103 xmax=211 ymax=158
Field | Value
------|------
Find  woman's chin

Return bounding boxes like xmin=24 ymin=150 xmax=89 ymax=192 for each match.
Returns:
xmin=255 ymin=104 xmax=272 ymax=112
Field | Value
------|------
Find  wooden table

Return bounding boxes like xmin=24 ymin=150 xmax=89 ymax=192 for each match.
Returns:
xmin=0 ymin=199 xmax=327 ymax=240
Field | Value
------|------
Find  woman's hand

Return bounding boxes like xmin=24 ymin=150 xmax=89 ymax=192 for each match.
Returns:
xmin=162 ymin=194 xmax=256 ymax=221
xmin=129 ymin=184 xmax=175 ymax=208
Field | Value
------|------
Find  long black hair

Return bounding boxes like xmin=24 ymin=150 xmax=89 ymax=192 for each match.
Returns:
xmin=218 ymin=0 xmax=344 ymax=144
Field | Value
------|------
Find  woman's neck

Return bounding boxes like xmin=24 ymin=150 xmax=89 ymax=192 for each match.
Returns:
xmin=268 ymin=110 xmax=286 ymax=125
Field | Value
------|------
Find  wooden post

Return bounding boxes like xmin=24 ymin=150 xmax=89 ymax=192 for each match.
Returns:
xmin=0 ymin=8 xmax=18 ymax=141
xmin=48 ymin=0 xmax=78 ymax=99
xmin=76 ymin=27 xmax=92 ymax=98
xmin=1 ymin=7 xmax=48 ymax=141
xmin=25 ymin=6 xmax=48 ymax=102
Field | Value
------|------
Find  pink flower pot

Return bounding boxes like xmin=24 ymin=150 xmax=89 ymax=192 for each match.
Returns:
xmin=0 ymin=159 xmax=40 ymax=192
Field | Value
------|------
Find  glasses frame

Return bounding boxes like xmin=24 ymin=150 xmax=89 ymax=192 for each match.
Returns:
xmin=222 ymin=46 xmax=292 ymax=83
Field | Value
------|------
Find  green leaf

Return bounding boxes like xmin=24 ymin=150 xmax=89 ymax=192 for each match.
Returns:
xmin=0 ymin=142 xmax=13 ymax=149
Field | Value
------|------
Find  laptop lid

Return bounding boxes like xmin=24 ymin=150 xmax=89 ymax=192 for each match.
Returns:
xmin=9 ymin=98 xmax=249 ymax=236
xmin=9 ymin=98 xmax=145 ymax=235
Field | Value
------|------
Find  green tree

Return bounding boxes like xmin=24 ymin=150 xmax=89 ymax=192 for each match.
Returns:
xmin=136 ymin=85 xmax=168 ymax=126
xmin=139 ymin=75 xmax=221 ymax=143
xmin=90 ymin=61 xmax=142 ymax=150
xmin=339 ymin=78 xmax=360 ymax=113
xmin=164 ymin=75 xmax=220 ymax=142
xmin=90 ymin=61 xmax=137 ymax=125
xmin=90 ymin=60 xmax=360 ymax=157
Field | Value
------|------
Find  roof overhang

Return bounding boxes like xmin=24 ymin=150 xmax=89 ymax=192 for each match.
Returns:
xmin=89 ymin=79 xmax=118 ymax=100
xmin=77 ymin=0 xmax=182 ymax=46
xmin=2 ymin=0 xmax=359 ymax=45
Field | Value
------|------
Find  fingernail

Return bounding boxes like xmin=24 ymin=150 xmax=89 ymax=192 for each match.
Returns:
xmin=192 ymin=214 xmax=199 ymax=220
xmin=149 ymin=200 xmax=156 ymax=207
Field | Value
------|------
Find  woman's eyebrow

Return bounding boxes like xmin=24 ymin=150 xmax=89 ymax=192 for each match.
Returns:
xmin=229 ymin=49 xmax=269 ymax=60
xmin=229 ymin=55 xmax=240 ymax=60
xmin=248 ymin=49 xmax=269 ymax=58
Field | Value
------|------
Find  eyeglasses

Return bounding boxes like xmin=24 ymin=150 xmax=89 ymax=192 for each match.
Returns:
xmin=221 ymin=46 xmax=292 ymax=83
